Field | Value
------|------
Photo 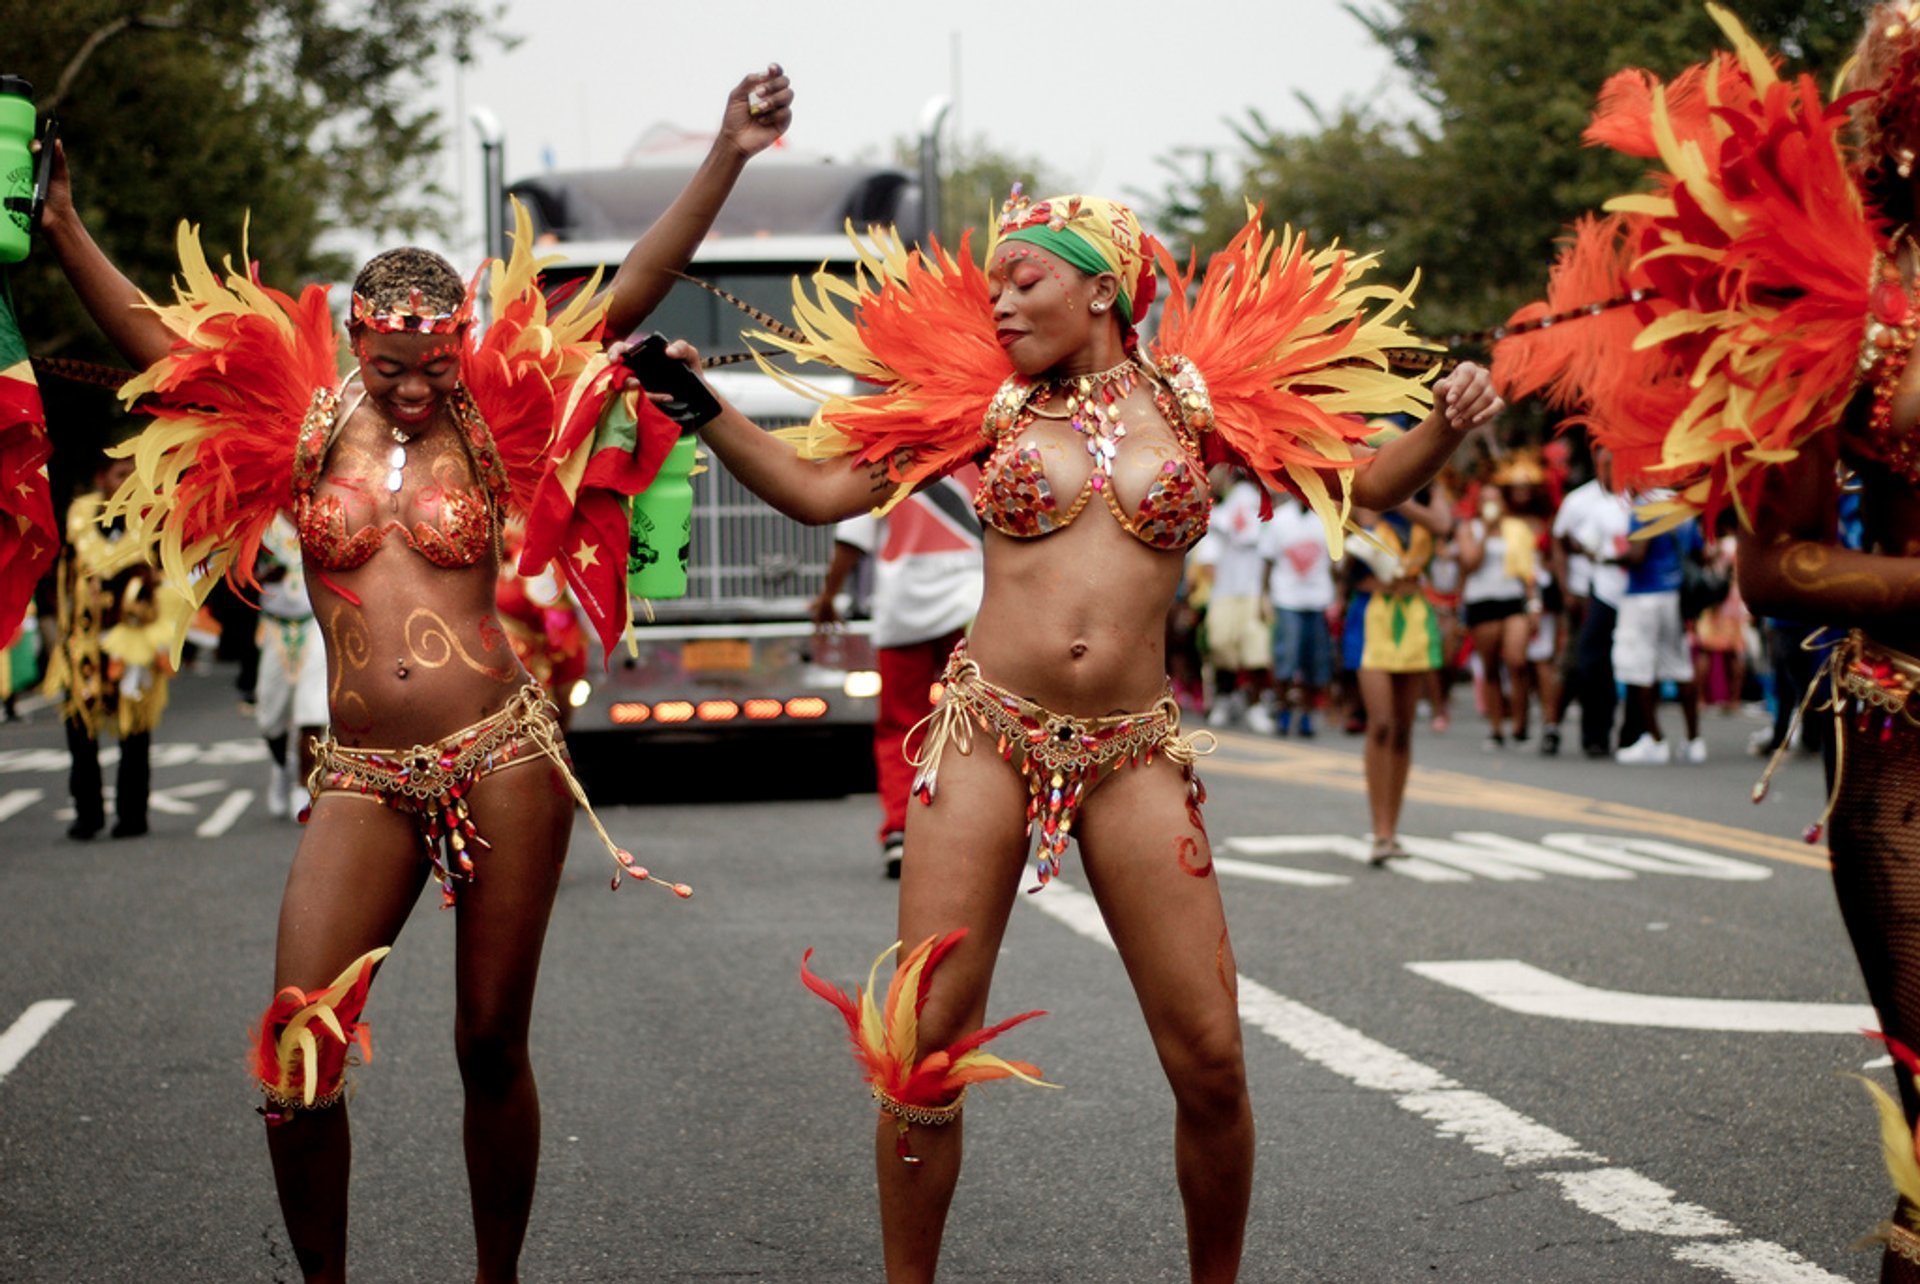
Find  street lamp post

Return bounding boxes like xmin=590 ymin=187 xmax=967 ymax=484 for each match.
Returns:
xmin=917 ymin=96 xmax=951 ymax=247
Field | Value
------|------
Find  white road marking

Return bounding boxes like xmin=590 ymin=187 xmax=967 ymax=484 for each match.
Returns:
xmin=0 ymin=1000 xmax=75 ymax=1087
xmin=196 ymin=789 xmax=255 ymax=838
xmin=1210 ymin=856 xmax=1350 ymax=887
xmin=147 ymin=779 xmax=230 ymax=816
xmin=1407 ymin=960 xmax=1876 ymax=1034
xmin=0 ymin=739 xmax=267 ymax=775
xmin=1675 ymin=1239 xmax=1857 ymax=1283
xmin=1218 ymin=832 xmax=1772 ymax=887
xmin=1544 ymin=1169 xmax=1737 ymax=1237
xmin=1223 ymin=834 xmax=1467 ymax=882
xmin=0 ymin=788 xmax=44 ymax=823
xmin=1024 ymin=881 xmax=1847 ymax=1283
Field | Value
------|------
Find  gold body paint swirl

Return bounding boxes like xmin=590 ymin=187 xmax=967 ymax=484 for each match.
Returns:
xmin=403 ymin=607 xmax=520 ymax=682
xmin=324 ymin=603 xmax=374 ymax=735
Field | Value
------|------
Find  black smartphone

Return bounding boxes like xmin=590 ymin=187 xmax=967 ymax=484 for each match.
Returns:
xmin=30 ymin=116 xmax=58 ymax=236
xmin=622 ymin=332 xmax=721 ymax=431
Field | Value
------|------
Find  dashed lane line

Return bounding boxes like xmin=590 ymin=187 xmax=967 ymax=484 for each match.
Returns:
xmin=196 ymin=789 xmax=256 ymax=838
xmin=0 ymin=788 xmax=44 ymax=824
xmin=1205 ymin=733 xmax=1831 ymax=870
xmin=1025 ymin=881 xmax=1848 ymax=1284
xmin=0 ymin=1000 xmax=75 ymax=1088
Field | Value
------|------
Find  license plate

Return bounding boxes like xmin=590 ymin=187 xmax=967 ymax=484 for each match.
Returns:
xmin=682 ymin=639 xmax=753 ymax=672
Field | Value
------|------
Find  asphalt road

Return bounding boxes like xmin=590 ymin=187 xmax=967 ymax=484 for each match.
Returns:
xmin=0 ymin=670 xmax=1888 ymax=1282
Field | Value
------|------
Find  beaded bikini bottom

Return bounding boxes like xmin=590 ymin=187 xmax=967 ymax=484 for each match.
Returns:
xmin=309 ymin=684 xmax=687 ymax=904
xmin=906 ymin=643 xmax=1212 ymax=890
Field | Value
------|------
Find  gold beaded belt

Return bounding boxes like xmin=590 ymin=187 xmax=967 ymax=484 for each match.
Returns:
xmin=907 ymin=644 xmax=1212 ymax=889
xmin=309 ymin=684 xmax=690 ymax=904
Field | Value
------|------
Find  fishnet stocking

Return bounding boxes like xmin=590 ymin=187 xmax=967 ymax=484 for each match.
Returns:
xmin=1829 ymin=715 xmax=1920 ymax=1283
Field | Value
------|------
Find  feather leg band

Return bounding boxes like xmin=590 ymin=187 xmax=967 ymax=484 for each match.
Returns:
xmin=800 ymin=929 xmax=1055 ymax=1162
xmin=253 ymin=947 xmax=390 ymax=1121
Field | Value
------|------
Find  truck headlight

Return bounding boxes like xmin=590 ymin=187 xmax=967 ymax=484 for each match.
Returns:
xmin=842 ymin=669 xmax=882 ymax=699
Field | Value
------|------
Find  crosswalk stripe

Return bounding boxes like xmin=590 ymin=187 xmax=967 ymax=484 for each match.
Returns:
xmin=1024 ymin=879 xmax=1847 ymax=1283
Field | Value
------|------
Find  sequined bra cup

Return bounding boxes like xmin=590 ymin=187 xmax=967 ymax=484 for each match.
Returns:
xmin=972 ymin=358 xmax=1214 ymax=552
xmin=291 ymin=383 xmax=512 ymax=572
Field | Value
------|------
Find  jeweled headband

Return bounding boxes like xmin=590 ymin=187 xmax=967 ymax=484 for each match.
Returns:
xmin=994 ymin=185 xmax=1160 ymax=324
xmin=348 ymin=285 xmax=475 ymax=335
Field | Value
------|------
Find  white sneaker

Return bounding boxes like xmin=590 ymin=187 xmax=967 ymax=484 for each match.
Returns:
xmin=266 ymin=762 xmax=289 ymax=817
xmin=1614 ymin=735 xmax=1672 ymax=765
xmin=1244 ymin=704 xmax=1276 ymax=735
xmin=1683 ymin=737 xmax=1708 ymax=764
xmin=1207 ymin=703 xmax=1234 ymax=729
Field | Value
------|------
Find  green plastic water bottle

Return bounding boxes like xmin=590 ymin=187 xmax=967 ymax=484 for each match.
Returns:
xmin=0 ymin=77 xmax=35 ymax=265
xmin=627 ymin=434 xmax=698 ymax=598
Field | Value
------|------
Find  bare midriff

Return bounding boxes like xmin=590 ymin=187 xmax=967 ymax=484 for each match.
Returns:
xmin=968 ymin=542 xmax=1187 ymax=729
xmin=303 ymin=402 xmax=528 ymax=745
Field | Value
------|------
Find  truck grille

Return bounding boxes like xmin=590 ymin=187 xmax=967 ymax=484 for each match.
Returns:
xmin=684 ymin=419 xmax=835 ymax=613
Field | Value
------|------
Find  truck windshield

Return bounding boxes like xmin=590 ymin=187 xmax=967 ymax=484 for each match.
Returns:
xmin=540 ymin=263 xmax=854 ymax=367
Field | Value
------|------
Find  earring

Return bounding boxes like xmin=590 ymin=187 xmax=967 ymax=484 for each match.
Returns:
xmin=1091 ymin=302 xmax=1107 ymax=314
xmin=1901 ymin=147 xmax=1916 ymax=180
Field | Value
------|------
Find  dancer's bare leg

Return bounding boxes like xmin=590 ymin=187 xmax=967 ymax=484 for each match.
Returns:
xmin=1079 ymin=760 xmax=1250 ymax=1284
xmin=880 ymin=741 xmax=1032 ymax=1283
xmin=454 ymin=758 xmax=573 ymax=1283
xmin=266 ymin=797 xmax=431 ymax=1283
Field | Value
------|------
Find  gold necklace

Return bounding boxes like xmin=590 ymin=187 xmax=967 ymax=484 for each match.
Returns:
xmin=1039 ymin=358 xmax=1138 ymax=479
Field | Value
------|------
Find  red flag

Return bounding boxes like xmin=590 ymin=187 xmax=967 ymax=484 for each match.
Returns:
xmin=521 ymin=364 xmax=680 ymax=658
xmin=0 ymin=279 xmax=54 ymax=644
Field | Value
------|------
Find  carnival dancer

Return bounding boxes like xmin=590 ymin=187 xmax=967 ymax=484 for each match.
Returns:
xmin=665 ymin=190 xmax=1500 ymax=1280
xmin=37 ymin=68 xmax=793 ymax=1282
xmin=1488 ymin=5 xmax=1920 ymax=1270
xmin=1347 ymin=462 xmax=1454 ymax=863
xmin=43 ymin=450 xmax=190 ymax=839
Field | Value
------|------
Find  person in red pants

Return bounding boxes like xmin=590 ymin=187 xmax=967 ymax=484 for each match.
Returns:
xmin=811 ymin=465 xmax=983 ymax=877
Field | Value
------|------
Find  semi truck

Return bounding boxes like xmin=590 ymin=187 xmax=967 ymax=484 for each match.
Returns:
xmin=505 ymin=151 xmax=926 ymax=792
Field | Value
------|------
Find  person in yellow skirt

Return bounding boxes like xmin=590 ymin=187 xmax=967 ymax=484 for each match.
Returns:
xmin=1349 ymin=425 xmax=1455 ymax=864
xmin=42 ymin=452 xmax=192 ymax=838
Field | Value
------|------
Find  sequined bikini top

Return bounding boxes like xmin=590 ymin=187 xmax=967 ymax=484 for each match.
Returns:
xmin=972 ymin=356 xmax=1214 ymax=552
xmin=291 ymin=382 xmax=512 ymax=573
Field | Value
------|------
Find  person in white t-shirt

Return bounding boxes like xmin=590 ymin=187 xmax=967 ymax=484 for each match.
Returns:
xmin=1550 ymin=447 xmax=1634 ymax=756
xmin=813 ymin=467 xmax=984 ymax=877
xmin=1258 ymin=492 xmax=1334 ymax=735
xmin=1202 ymin=473 xmax=1276 ymax=731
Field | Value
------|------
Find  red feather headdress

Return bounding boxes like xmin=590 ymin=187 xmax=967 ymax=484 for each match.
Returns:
xmin=1491 ymin=3 xmax=1881 ymax=532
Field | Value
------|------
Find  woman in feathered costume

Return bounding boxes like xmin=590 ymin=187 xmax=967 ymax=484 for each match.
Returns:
xmin=668 ymin=190 xmax=1500 ymax=1279
xmin=36 ymin=70 xmax=792 ymax=1282
xmin=1490 ymin=5 xmax=1920 ymax=1269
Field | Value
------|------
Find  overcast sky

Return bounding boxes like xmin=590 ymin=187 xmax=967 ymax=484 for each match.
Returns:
xmin=430 ymin=1 xmax=1411 ymax=264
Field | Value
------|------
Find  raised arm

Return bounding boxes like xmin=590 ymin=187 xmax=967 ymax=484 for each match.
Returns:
xmin=1348 ymin=363 xmax=1501 ymax=512
xmin=38 ymin=140 xmax=174 ymax=370
xmin=698 ymin=400 xmax=910 ymax=526
xmin=598 ymin=67 xmax=794 ymax=338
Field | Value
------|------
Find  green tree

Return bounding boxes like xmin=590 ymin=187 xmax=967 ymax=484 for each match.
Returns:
xmin=1147 ymin=1 xmax=1869 ymax=345
xmin=5 ymin=0 xmax=507 ymax=475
